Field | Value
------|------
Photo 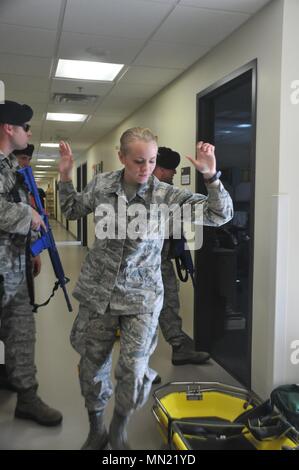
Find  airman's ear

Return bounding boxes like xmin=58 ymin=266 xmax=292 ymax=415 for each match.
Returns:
xmin=2 ymin=123 xmax=14 ymax=136
xmin=118 ymin=151 xmax=126 ymax=165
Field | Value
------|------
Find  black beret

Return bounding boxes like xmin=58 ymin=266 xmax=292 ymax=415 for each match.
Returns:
xmin=14 ymin=144 xmax=34 ymax=158
xmin=0 ymin=100 xmax=33 ymax=125
xmin=156 ymin=147 xmax=180 ymax=170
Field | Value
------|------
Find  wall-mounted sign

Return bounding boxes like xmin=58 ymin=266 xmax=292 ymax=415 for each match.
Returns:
xmin=181 ymin=166 xmax=191 ymax=185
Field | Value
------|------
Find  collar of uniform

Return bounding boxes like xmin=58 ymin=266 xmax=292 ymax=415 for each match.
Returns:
xmin=9 ymin=153 xmax=19 ymax=169
xmin=0 ymin=151 xmax=17 ymax=168
xmin=101 ymin=169 xmax=124 ymax=195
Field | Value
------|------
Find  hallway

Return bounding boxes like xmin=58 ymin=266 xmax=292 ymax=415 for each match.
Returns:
xmin=0 ymin=221 xmax=239 ymax=450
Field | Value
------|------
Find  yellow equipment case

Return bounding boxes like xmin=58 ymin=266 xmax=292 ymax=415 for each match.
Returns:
xmin=152 ymin=382 xmax=299 ymax=450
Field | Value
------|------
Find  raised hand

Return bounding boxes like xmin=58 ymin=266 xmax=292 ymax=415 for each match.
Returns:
xmin=58 ymin=141 xmax=73 ymax=181
xmin=186 ymin=141 xmax=216 ymax=179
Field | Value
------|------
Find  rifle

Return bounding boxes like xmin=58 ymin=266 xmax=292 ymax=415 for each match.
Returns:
xmin=18 ymin=167 xmax=73 ymax=312
xmin=169 ymin=236 xmax=195 ymax=288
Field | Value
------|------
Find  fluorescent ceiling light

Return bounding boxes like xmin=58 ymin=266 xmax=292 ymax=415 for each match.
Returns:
xmin=46 ymin=112 xmax=87 ymax=122
xmin=236 ymin=124 xmax=251 ymax=128
xmin=55 ymin=59 xmax=124 ymax=81
xmin=40 ymin=143 xmax=59 ymax=148
xmin=37 ymin=159 xmax=56 ymax=162
xmin=36 ymin=165 xmax=52 ymax=168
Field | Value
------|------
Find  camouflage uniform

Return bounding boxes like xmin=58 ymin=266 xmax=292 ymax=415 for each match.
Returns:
xmin=0 ymin=152 xmax=37 ymax=391
xmin=59 ymin=169 xmax=233 ymax=415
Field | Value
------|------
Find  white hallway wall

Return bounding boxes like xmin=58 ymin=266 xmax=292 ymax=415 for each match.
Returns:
xmin=61 ymin=0 xmax=299 ymax=397
xmin=275 ymin=0 xmax=299 ymax=386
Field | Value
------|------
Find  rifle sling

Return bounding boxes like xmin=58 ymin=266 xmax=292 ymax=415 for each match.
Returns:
xmin=31 ymin=277 xmax=70 ymax=313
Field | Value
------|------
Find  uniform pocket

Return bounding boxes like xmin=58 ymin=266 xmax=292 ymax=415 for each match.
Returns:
xmin=125 ymin=265 xmax=159 ymax=290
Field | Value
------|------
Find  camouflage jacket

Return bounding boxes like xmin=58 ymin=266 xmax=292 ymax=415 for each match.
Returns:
xmin=59 ymin=169 xmax=233 ymax=315
xmin=0 ymin=152 xmax=32 ymax=274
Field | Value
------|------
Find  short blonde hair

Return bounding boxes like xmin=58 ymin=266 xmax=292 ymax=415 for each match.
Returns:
xmin=120 ymin=127 xmax=157 ymax=155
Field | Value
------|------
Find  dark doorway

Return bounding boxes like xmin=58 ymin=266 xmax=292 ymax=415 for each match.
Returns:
xmin=76 ymin=163 xmax=88 ymax=246
xmin=194 ymin=61 xmax=257 ymax=387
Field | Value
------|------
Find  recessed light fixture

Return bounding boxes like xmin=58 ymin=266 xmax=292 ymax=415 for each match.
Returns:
xmin=237 ymin=124 xmax=251 ymax=128
xmin=55 ymin=59 xmax=124 ymax=81
xmin=36 ymin=165 xmax=52 ymax=168
xmin=40 ymin=143 xmax=60 ymax=148
xmin=46 ymin=112 xmax=87 ymax=122
xmin=37 ymin=159 xmax=56 ymax=162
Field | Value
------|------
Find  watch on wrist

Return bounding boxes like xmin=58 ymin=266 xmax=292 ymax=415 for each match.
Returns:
xmin=204 ymin=170 xmax=222 ymax=184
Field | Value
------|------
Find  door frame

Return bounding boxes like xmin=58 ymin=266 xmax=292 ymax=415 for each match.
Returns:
xmin=194 ymin=60 xmax=257 ymax=387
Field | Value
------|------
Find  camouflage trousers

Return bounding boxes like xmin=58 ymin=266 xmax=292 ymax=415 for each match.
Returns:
xmin=0 ymin=270 xmax=38 ymax=391
xmin=71 ymin=304 xmax=160 ymax=416
xmin=159 ymin=259 xmax=188 ymax=347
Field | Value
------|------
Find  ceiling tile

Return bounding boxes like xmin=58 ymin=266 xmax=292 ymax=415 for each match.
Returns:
xmin=5 ymin=90 xmax=49 ymax=105
xmin=58 ymin=31 xmax=143 ymax=64
xmin=35 ymin=150 xmax=61 ymax=159
xmin=63 ymin=0 xmax=173 ymax=39
xmin=99 ymin=94 xmax=147 ymax=112
xmin=120 ymin=65 xmax=183 ymax=86
xmin=88 ymin=115 xmax=122 ymax=126
xmin=110 ymin=82 xmax=161 ymax=99
xmin=0 ymin=24 xmax=57 ymax=58
xmin=152 ymin=5 xmax=249 ymax=45
xmin=0 ymin=0 xmax=62 ymax=30
xmin=0 ymin=53 xmax=52 ymax=77
xmin=50 ymin=78 xmax=114 ymax=96
xmin=67 ymin=140 xmax=96 ymax=153
xmin=41 ymin=122 xmax=83 ymax=141
xmin=93 ymin=107 xmax=130 ymax=121
xmin=79 ymin=118 xmax=121 ymax=139
xmin=179 ymin=0 xmax=271 ymax=14
xmin=0 ymin=74 xmax=49 ymax=93
xmin=142 ymin=0 xmax=178 ymax=3
xmin=46 ymin=102 xmax=95 ymax=115
xmin=135 ymin=41 xmax=210 ymax=68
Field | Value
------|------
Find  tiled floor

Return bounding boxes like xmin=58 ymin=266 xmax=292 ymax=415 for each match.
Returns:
xmin=0 ymin=221 xmax=239 ymax=450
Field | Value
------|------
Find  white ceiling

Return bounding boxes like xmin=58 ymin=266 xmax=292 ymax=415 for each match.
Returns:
xmin=0 ymin=0 xmax=271 ymax=177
